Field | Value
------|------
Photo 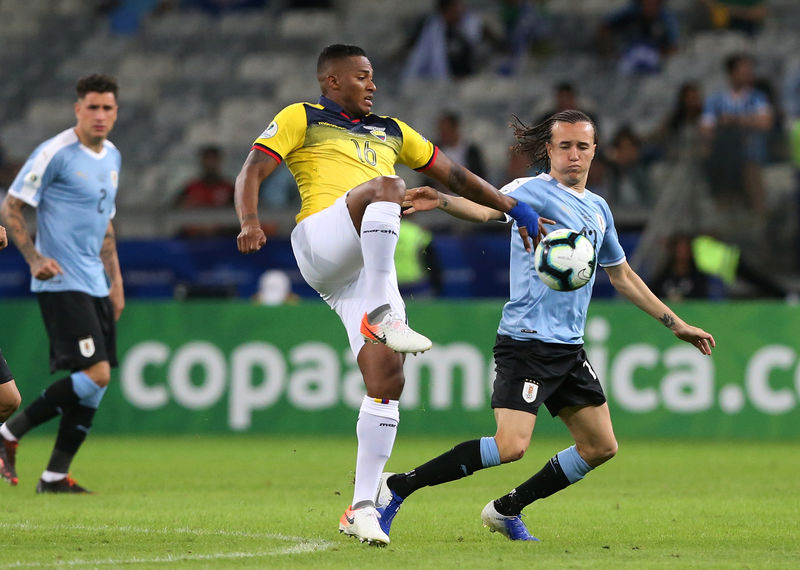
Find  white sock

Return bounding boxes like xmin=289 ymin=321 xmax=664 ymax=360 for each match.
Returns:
xmin=353 ymin=395 xmax=399 ymax=508
xmin=360 ymin=202 xmax=401 ymax=314
xmin=41 ymin=470 xmax=67 ymax=482
xmin=0 ymin=423 xmax=17 ymax=442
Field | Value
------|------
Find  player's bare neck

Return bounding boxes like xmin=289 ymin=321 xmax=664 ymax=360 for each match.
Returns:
xmin=326 ymin=95 xmax=363 ymax=119
xmin=551 ymin=172 xmax=586 ymax=193
xmin=74 ymin=128 xmax=105 ymax=153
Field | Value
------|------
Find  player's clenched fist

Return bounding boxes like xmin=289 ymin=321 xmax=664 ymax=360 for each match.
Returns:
xmin=31 ymin=256 xmax=64 ymax=280
xmin=237 ymin=224 xmax=267 ymax=253
xmin=0 ymin=225 xmax=7 ymax=250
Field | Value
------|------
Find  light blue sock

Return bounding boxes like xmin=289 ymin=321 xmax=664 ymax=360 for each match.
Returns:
xmin=70 ymin=372 xmax=106 ymax=409
xmin=479 ymin=436 xmax=501 ymax=468
xmin=556 ymin=445 xmax=592 ymax=483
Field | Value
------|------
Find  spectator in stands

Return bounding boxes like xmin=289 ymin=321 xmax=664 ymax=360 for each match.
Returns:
xmin=699 ymin=0 xmax=766 ymax=36
xmin=183 ymin=0 xmax=268 ymax=16
xmin=253 ymin=269 xmax=299 ymax=305
xmin=0 ymin=137 xmax=21 ymax=192
xmin=789 ymin=81 xmax=800 ymax=269
xmin=175 ymin=145 xmax=236 ymax=237
xmin=650 ymin=233 xmax=711 ymax=301
xmin=533 ymin=82 xmax=598 ymax=127
xmin=690 ymin=234 xmax=792 ymax=299
xmin=491 ymin=0 xmax=553 ymax=75
xmin=603 ymin=125 xmax=652 ymax=210
xmin=701 ymin=53 xmax=773 ymax=217
xmin=596 ymin=0 xmax=679 ymax=74
xmin=401 ymin=0 xmax=486 ymax=82
xmin=650 ymin=81 xmax=705 ymax=161
xmin=259 ymin=162 xmax=299 ymax=209
xmin=430 ymin=111 xmax=487 ymax=186
xmin=753 ymin=77 xmax=788 ymax=163
xmin=394 ymin=219 xmax=442 ymax=298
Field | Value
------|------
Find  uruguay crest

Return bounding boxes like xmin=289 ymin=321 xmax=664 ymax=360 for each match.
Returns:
xmin=78 ymin=336 xmax=96 ymax=358
xmin=522 ymin=380 xmax=539 ymax=404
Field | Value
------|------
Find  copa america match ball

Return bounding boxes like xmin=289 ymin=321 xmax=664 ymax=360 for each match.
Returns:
xmin=533 ymin=228 xmax=597 ymax=291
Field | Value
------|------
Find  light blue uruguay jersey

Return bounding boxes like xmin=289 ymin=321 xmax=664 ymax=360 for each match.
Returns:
xmin=498 ymin=173 xmax=626 ymax=345
xmin=8 ymin=128 xmax=120 ymax=296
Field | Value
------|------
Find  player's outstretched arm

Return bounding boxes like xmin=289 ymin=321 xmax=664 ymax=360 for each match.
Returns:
xmin=404 ymin=186 xmax=505 ymax=222
xmin=424 ymin=151 xmax=542 ymax=250
xmin=0 ymin=195 xmax=63 ymax=280
xmin=605 ymin=261 xmax=715 ymax=355
xmin=404 ymin=186 xmax=555 ymax=239
xmin=235 ymin=149 xmax=279 ymax=254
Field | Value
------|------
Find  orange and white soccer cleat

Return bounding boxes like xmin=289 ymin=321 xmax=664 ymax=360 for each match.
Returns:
xmin=360 ymin=312 xmax=432 ymax=354
xmin=338 ymin=505 xmax=390 ymax=546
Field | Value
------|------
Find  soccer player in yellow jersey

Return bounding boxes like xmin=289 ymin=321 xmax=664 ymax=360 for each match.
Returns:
xmin=234 ymin=44 xmax=542 ymax=545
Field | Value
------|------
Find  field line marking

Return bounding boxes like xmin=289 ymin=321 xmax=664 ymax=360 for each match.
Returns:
xmin=0 ymin=521 xmax=334 ymax=566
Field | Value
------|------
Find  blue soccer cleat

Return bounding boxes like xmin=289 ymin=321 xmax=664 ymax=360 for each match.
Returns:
xmin=375 ymin=472 xmax=404 ymax=536
xmin=480 ymin=501 xmax=539 ymax=541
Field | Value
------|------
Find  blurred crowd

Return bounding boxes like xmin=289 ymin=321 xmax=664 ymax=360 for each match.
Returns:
xmin=1 ymin=0 xmax=798 ymax=300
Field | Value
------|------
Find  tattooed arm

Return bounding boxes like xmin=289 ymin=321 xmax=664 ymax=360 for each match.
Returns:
xmin=101 ymin=221 xmax=125 ymax=321
xmin=0 ymin=195 xmax=63 ymax=280
xmin=424 ymin=150 xmax=550 ymax=249
xmin=605 ymin=261 xmax=715 ymax=355
xmin=425 ymin=151 xmax=515 ymax=213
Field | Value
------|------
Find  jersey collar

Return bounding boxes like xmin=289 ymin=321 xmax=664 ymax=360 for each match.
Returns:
xmin=318 ymin=95 xmax=365 ymax=123
xmin=539 ymin=173 xmax=586 ymax=199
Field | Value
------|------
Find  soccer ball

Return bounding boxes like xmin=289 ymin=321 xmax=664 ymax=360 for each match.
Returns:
xmin=533 ymin=228 xmax=597 ymax=291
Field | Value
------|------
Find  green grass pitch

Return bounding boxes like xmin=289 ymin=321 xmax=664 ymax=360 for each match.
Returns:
xmin=1 ymin=435 xmax=798 ymax=568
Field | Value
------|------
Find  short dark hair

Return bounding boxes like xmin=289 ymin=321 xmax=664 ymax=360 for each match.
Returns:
xmin=724 ymin=53 xmax=751 ymax=75
xmin=439 ymin=111 xmax=460 ymax=126
xmin=611 ymin=125 xmax=641 ymax=148
xmin=555 ymin=81 xmax=575 ymax=94
xmin=76 ymin=74 xmax=118 ymax=100
xmin=317 ymin=44 xmax=367 ymax=73
xmin=511 ymin=109 xmax=597 ymax=172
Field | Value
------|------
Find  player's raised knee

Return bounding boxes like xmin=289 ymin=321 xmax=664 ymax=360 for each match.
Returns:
xmin=371 ymin=175 xmax=406 ymax=202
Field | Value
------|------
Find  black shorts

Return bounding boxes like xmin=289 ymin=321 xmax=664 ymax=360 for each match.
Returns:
xmin=36 ymin=291 xmax=118 ymax=374
xmin=0 ymin=348 xmax=13 ymax=384
xmin=491 ymin=334 xmax=606 ymax=417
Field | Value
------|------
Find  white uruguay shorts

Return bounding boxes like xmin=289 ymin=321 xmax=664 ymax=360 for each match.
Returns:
xmin=290 ymin=193 xmax=405 ymax=357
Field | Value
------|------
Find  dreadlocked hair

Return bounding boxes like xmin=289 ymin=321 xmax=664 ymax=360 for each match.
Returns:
xmin=511 ymin=109 xmax=597 ymax=173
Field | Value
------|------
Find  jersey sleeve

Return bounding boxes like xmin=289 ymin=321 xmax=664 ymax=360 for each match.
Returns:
xmin=598 ymin=203 xmax=626 ymax=267
xmin=394 ymin=118 xmax=437 ymax=171
xmin=8 ymin=145 xmax=60 ymax=207
xmin=252 ymin=103 xmax=307 ymax=163
xmin=504 ymin=178 xmax=549 ymax=223
xmin=110 ymin=148 xmax=121 ymax=220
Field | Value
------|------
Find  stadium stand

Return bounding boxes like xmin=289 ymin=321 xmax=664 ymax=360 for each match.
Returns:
xmin=0 ymin=0 xmax=798 ymax=299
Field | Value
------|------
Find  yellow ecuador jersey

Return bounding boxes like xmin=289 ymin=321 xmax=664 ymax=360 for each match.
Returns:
xmin=252 ymin=96 xmax=438 ymax=223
